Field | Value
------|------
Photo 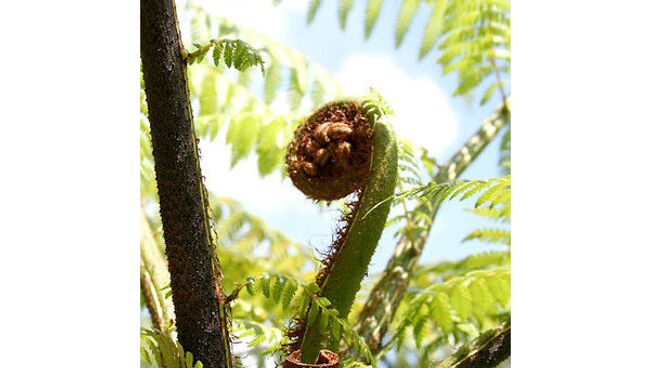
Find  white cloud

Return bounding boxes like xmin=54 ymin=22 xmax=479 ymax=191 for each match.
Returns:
xmin=336 ymin=54 xmax=459 ymax=155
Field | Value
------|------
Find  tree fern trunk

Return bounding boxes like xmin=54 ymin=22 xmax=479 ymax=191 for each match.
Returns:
xmin=140 ymin=0 xmax=231 ymax=366
xmin=355 ymin=101 xmax=510 ymax=354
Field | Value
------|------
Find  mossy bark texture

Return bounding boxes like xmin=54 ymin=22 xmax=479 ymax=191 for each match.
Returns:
xmin=140 ymin=0 xmax=231 ymax=366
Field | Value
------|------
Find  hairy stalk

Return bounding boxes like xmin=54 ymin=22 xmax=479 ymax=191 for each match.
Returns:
xmin=285 ymin=99 xmax=398 ymax=363
xmin=435 ymin=321 xmax=510 ymax=368
xmin=355 ymin=100 xmax=510 ymax=355
xmin=140 ymin=0 xmax=232 ymax=366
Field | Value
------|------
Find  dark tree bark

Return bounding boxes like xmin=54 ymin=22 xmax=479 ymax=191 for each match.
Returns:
xmin=140 ymin=0 xmax=231 ymax=367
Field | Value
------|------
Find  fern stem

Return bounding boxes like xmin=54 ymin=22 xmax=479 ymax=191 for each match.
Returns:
xmin=286 ymin=99 xmax=398 ymax=363
xmin=140 ymin=0 xmax=232 ymax=366
xmin=355 ymin=99 xmax=510 ymax=355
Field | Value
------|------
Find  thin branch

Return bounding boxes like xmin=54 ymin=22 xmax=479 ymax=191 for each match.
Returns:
xmin=140 ymin=208 xmax=172 ymax=324
xmin=141 ymin=260 xmax=165 ymax=332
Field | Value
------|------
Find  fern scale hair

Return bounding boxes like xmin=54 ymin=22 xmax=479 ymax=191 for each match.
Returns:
xmin=286 ymin=99 xmax=374 ymax=201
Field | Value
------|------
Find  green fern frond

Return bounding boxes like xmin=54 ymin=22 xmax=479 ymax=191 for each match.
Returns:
xmin=390 ymin=268 xmax=510 ymax=354
xmin=180 ymin=11 xmax=345 ymax=177
xmin=395 ymin=0 xmax=421 ymax=48
xmin=232 ymin=319 xmax=287 ymax=355
xmin=307 ymin=0 xmax=323 ymax=24
xmin=140 ymin=117 xmax=157 ymax=199
xmin=141 ymin=328 xmax=204 ymax=368
xmin=237 ymin=273 xmax=377 ymax=366
xmin=339 ymin=0 xmax=355 ymax=30
xmin=264 ymin=57 xmax=283 ymax=104
xmin=414 ymin=251 xmax=510 ymax=282
xmin=225 ymin=112 xmax=260 ymax=167
xmin=187 ymin=38 xmax=265 ymax=74
xmin=364 ymin=0 xmax=384 ymax=39
xmin=368 ymin=176 xmax=510 ymax=220
xmin=299 ymin=0 xmax=511 ymax=104
xmin=419 ymin=0 xmax=448 ymax=60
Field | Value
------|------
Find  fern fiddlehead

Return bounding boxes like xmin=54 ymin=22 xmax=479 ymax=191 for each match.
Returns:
xmin=284 ymin=98 xmax=398 ymax=364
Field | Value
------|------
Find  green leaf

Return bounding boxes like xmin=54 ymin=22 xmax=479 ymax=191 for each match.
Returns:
xmin=318 ymin=309 xmax=330 ymax=333
xmin=246 ymin=280 xmax=255 ymax=295
xmin=364 ymin=0 xmax=383 ymax=39
xmin=281 ymin=280 xmax=298 ymax=310
xmin=450 ymin=284 xmax=472 ymax=320
xmin=288 ymin=61 xmax=307 ymax=110
xmin=419 ymin=0 xmax=448 ymax=60
xmin=331 ymin=319 xmax=342 ymax=341
xmin=316 ymin=296 xmax=331 ymax=308
xmin=413 ymin=313 xmax=428 ymax=348
xmin=431 ymin=292 xmax=453 ymax=333
xmin=199 ymin=73 xmax=217 ymax=116
xmin=454 ymin=65 xmax=492 ymax=96
xmin=260 ymin=274 xmax=271 ymax=298
xmin=305 ymin=281 xmax=320 ymax=294
xmin=212 ymin=41 xmax=223 ymax=67
xmin=264 ymin=58 xmax=282 ymax=104
xmin=310 ymin=78 xmax=326 ymax=107
xmin=480 ymin=82 xmax=499 ymax=106
xmin=296 ymin=289 xmax=311 ymax=315
xmin=307 ymin=305 xmax=320 ymax=327
xmin=395 ymin=0 xmax=419 ymax=48
xmin=226 ymin=114 xmax=259 ymax=168
xmin=307 ymin=0 xmax=322 ymax=24
xmin=272 ymin=275 xmax=285 ymax=302
xmin=487 ymin=272 xmax=510 ymax=306
xmin=469 ymin=277 xmax=494 ymax=319
xmin=255 ymin=118 xmax=286 ymax=176
xmin=223 ymin=41 xmax=234 ymax=68
xmin=338 ymin=0 xmax=354 ymax=30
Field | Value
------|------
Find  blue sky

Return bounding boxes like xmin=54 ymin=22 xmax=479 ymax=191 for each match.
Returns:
xmin=187 ymin=0 xmax=508 ymax=274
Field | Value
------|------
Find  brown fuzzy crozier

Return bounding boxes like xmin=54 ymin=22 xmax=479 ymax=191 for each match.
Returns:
xmin=286 ymin=100 xmax=373 ymax=201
